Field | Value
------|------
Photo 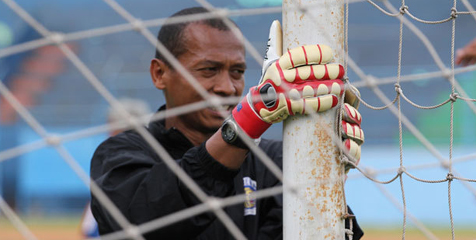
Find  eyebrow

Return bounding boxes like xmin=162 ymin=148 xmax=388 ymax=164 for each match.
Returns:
xmin=233 ymin=62 xmax=247 ymax=69
xmin=197 ymin=60 xmax=247 ymax=69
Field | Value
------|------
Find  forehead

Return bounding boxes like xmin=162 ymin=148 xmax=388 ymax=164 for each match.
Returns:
xmin=180 ymin=23 xmax=245 ymax=60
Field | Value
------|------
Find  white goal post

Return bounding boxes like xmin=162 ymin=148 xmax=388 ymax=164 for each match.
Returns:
xmin=282 ymin=0 xmax=346 ymax=239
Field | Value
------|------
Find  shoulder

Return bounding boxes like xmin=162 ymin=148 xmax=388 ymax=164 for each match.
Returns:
xmin=96 ymin=130 xmax=146 ymax=154
xmin=91 ymin=129 xmax=155 ymax=169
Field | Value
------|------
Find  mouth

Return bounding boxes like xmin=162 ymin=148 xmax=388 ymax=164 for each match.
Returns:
xmin=208 ymin=105 xmax=234 ymax=116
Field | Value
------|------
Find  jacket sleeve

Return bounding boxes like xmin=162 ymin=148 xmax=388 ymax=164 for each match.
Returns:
xmin=90 ymin=133 xmax=240 ymax=239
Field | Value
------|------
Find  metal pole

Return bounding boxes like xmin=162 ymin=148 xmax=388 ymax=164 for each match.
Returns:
xmin=282 ymin=0 xmax=345 ymax=239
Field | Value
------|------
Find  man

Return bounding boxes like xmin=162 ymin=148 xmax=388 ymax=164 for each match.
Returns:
xmin=91 ymin=7 xmax=364 ymax=240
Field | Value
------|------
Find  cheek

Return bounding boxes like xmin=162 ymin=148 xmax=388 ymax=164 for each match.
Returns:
xmin=235 ymin=81 xmax=245 ymax=95
xmin=169 ymin=84 xmax=202 ymax=105
xmin=177 ymin=77 xmax=206 ymax=95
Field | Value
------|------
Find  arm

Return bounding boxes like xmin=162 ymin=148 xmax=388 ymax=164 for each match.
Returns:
xmin=456 ymin=37 xmax=476 ymax=66
xmin=90 ymin=133 xmax=239 ymax=239
xmin=206 ymin=128 xmax=249 ymax=169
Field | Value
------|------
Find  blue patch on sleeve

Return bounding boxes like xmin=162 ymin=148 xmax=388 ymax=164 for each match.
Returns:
xmin=237 ymin=103 xmax=243 ymax=112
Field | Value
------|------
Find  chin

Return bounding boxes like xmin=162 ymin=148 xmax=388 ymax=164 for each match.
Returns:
xmin=192 ymin=116 xmax=221 ymax=132
xmin=196 ymin=110 xmax=228 ymax=133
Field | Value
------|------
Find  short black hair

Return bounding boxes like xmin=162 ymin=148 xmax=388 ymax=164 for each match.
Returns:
xmin=155 ymin=7 xmax=238 ymax=66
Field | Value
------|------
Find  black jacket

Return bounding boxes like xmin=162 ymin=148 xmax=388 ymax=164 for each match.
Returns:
xmin=91 ymin=113 xmax=363 ymax=239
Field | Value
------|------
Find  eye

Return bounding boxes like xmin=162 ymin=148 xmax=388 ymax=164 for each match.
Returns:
xmin=207 ymin=67 xmax=217 ymax=71
xmin=230 ymin=69 xmax=245 ymax=79
xmin=201 ymin=67 xmax=217 ymax=72
xmin=199 ymin=67 xmax=218 ymax=77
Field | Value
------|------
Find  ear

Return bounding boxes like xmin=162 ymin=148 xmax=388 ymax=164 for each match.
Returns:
xmin=150 ymin=58 xmax=169 ymax=90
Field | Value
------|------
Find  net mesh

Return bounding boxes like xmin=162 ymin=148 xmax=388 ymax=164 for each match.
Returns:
xmin=1 ymin=0 xmax=476 ymax=239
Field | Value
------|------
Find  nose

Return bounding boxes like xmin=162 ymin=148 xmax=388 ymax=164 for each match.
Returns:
xmin=213 ymin=72 xmax=236 ymax=96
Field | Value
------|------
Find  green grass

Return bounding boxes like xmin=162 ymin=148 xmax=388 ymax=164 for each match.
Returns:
xmin=363 ymin=226 xmax=476 ymax=240
xmin=2 ymin=217 xmax=476 ymax=239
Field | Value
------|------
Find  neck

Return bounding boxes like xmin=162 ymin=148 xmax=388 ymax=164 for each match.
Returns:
xmin=165 ymin=116 xmax=214 ymax=146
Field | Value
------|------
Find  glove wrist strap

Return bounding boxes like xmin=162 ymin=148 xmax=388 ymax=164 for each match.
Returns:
xmin=232 ymin=94 xmax=272 ymax=139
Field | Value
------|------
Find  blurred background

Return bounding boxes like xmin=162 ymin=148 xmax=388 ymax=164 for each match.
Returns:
xmin=1 ymin=0 xmax=476 ymax=239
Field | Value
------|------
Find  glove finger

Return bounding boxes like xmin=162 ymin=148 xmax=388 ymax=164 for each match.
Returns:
xmin=278 ymin=44 xmax=334 ymax=70
xmin=262 ymin=20 xmax=283 ymax=75
xmin=288 ymin=94 xmax=338 ymax=115
xmin=286 ymin=79 xmax=344 ymax=97
xmin=255 ymin=81 xmax=341 ymax=122
xmin=342 ymin=103 xmax=362 ymax=125
xmin=342 ymin=120 xmax=364 ymax=144
xmin=343 ymin=138 xmax=361 ymax=165
xmin=344 ymin=84 xmax=360 ymax=109
xmin=280 ymin=64 xmax=345 ymax=83
xmin=307 ymin=94 xmax=339 ymax=113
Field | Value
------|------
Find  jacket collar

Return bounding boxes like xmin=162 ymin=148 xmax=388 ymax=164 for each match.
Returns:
xmin=148 ymin=105 xmax=194 ymax=153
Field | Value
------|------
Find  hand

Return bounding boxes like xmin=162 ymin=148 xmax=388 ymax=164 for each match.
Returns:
xmin=342 ymin=85 xmax=364 ymax=171
xmin=456 ymin=37 xmax=476 ymax=66
xmin=231 ymin=20 xmax=345 ymax=139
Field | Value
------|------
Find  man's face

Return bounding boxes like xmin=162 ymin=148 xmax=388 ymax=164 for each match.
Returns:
xmin=158 ymin=23 xmax=246 ymax=133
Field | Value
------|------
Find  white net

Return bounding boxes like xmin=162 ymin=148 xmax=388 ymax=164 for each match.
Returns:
xmin=1 ymin=0 xmax=476 ymax=239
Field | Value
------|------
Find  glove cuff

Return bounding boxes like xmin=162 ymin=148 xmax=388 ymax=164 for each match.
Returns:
xmin=232 ymin=94 xmax=272 ymax=139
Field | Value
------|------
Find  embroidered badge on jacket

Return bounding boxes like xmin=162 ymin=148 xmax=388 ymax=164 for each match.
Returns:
xmin=243 ymin=177 xmax=257 ymax=216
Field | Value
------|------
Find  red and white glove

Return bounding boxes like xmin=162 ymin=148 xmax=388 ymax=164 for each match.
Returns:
xmin=342 ymin=94 xmax=364 ymax=167
xmin=232 ymin=20 xmax=344 ymax=138
xmin=231 ymin=20 xmax=364 ymax=167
